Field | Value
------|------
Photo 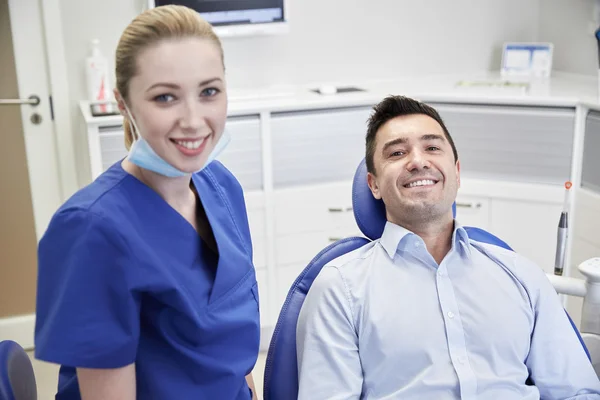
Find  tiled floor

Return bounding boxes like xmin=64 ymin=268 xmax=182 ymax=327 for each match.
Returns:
xmin=29 ymin=351 xmax=268 ymax=399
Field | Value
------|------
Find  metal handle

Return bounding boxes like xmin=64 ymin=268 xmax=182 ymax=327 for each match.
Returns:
xmin=0 ymin=95 xmax=40 ymax=106
xmin=455 ymin=202 xmax=482 ymax=209
xmin=328 ymin=207 xmax=354 ymax=213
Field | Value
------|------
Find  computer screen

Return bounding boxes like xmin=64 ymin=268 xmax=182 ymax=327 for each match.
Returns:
xmin=152 ymin=0 xmax=287 ymax=36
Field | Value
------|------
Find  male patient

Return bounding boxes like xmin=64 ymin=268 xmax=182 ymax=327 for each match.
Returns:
xmin=296 ymin=95 xmax=600 ymax=399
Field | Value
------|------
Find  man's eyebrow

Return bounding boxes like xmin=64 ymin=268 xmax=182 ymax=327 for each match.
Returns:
xmin=381 ymin=133 xmax=446 ymax=153
xmin=420 ymin=134 xmax=445 ymax=142
xmin=382 ymin=137 xmax=407 ymax=153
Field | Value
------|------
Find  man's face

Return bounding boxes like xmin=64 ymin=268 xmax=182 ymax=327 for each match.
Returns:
xmin=367 ymin=114 xmax=460 ymax=227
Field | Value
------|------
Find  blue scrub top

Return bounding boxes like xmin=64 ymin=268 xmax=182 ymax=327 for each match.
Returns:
xmin=34 ymin=160 xmax=260 ymax=399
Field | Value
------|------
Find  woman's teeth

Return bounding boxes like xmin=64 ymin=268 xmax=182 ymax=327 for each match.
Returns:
xmin=174 ymin=139 xmax=203 ymax=149
xmin=406 ymin=179 xmax=436 ymax=188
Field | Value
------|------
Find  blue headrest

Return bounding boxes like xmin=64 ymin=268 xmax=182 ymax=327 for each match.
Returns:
xmin=352 ymin=158 xmax=456 ymax=240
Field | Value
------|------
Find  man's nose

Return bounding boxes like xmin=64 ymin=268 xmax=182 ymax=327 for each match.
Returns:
xmin=405 ymin=150 xmax=431 ymax=171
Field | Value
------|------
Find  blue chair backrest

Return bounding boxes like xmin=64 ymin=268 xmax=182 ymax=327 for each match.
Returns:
xmin=0 ymin=340 xmax=37 ymax=400
xmin=263 ymin=158 xmax=589 ymax=399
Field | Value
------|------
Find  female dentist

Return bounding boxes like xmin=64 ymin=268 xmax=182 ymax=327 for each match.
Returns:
xmin=34 ymin=5 xmax=260 ymax=399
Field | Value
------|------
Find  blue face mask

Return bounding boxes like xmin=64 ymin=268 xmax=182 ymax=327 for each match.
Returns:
xmin=123 ymin=103 xmax=230 ymax=177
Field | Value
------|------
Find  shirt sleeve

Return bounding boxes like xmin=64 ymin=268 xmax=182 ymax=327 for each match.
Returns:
xmin=34 ymin=209 xmax=141 ymax=369
xmin=524 ymin=258 xmax=600 ymax=399
xmin=296 ymin=265 xmax=363 ymax=400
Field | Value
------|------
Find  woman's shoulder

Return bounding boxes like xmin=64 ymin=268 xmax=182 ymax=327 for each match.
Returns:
xmin=54 ymin=163 xmax=135 ymax=228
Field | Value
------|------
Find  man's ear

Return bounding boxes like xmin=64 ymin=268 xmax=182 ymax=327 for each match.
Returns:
xmin=367 ymin=172 xmax=382 ymax=200
xmin=455 ymin=160 xmax=461 ymax=188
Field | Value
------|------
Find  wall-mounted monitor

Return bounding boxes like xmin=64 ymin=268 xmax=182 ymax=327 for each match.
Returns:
xmin=149 ymin=0 xmax=289 ymax=38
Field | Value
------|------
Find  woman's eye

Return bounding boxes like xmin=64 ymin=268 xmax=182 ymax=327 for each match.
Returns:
xmin=154 ymin=94 xmax=174 ymax=103
xmin=201 ymin=87 xmax=220 ymax=97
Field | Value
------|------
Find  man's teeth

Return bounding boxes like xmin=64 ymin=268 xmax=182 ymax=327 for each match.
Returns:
xmin=407 ymin=179 xmax=436 ymax=188
xmin=175 ymin=139 xmax=204 ymax=149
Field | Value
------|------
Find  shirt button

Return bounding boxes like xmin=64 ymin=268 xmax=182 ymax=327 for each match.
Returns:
xmin=438 ymin=270 xmax=445 ymax=276
xmin=447 ymin=311 xmax=455 ymax=319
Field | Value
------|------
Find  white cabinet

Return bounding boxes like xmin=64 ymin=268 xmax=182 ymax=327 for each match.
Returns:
xmin=216 ymin=115 xmax=263 ymax=191
xmin=489 ymin=199 xmax=563 ymax=273
xmin=97 ymin=126 xmax=127 ymax=172
xmin=271 ymin=107 xmax=371 ymax=188
xmin=454 ymin=194 xmax=490 ymax=230
xmin=430 ymin=103 xmax=575 ymax=185
xmin=272 ymin=181 xmax=360 ymax=314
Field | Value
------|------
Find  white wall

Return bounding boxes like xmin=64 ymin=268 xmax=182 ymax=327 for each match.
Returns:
xmin=537 ymin=0 xmax=599 ymax=76
xmin=59 ymin=0 xmax=539 ymax=185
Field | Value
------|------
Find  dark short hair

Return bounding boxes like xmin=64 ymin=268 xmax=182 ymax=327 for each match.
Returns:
xmin=365 ymin=95 xmax=458 ymax=174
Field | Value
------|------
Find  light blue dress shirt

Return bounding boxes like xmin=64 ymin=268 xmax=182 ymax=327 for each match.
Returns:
xmin=296 ymin=221 xmax=600 ymax=399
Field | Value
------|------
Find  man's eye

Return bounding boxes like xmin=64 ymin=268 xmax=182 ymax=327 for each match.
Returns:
xmin=201 ymin=87 xmax=220 ymax=97
xmin=391 ymin=151 xmax=405 ymax=157
xmin=154 ymin=94 xmax=175 ymax=103
xmin=427 ymin=146 xmax=440 ymax=151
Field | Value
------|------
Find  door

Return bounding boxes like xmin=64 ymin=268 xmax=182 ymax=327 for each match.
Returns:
xmin=0 ymin=0 xmax=64 ymax=348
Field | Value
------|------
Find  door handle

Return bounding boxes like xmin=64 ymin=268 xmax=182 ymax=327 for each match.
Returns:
xmin=455 ymin=202 xmax=482 ymax=209
xmin=0 ymin=95 xmax=40 ymax=106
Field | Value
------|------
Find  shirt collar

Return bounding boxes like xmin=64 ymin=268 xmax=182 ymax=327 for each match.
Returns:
xmin=379 ymin=220 xmax=472 ymax=259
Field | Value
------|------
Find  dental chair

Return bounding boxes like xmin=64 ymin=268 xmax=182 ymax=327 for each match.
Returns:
xmin=0 ymin=340 xmax=37 ymax=400
xmin=263 ymin=158 xmax=595 ymax=400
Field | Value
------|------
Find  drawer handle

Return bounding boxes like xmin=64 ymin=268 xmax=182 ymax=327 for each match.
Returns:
xmin=455 ymin=202 xmax=482 ymax=209
xmin=327 ymin=207 xmax=354 ymax=213
xmin=328 ymin=237 xmax=343 ymax=242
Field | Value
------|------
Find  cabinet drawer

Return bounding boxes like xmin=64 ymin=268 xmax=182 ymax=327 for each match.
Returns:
xmin=216 ymin=116 xmax=263 ymax=191
xmin=489 ymin=198 xmax=562 ymax=273
xmin=454 ymin=194 xmax=490 ymax=230
xmin=275 ymin=231 xmax=333 ymax=266
xmin=583 ymin=111 xmax=600 ymax=194
xmin=274 ymin=182 xmax=354 ymax=235
xmin=98 ymin=129 xmax=127 ymax=171
xmin=271 ymin=107 xmax=371 ymax=188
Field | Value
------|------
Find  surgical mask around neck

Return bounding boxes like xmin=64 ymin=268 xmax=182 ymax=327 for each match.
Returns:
xmin=122 ymin=103 xmax=230 ymax=177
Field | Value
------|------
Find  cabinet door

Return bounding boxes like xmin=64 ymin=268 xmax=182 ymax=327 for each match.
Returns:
xmin=429 ymin=103 xmax=575 ymax=185
xmin=274 ymin=182 xmax=354 ymax=235
xmin=582 ymin=110 xmax=600 ymax=193
xmin=271 ymin=107 xmax=371 ymax=188
xmin=98 ymin=126 xmax=127 ymax=171
xmin=454 ymin=194 xmax=490 ymax=230
xmin=489 ymin=199 xmax=562 ymax=273
xmin=216 ymin=115 xmax=263 ymax=191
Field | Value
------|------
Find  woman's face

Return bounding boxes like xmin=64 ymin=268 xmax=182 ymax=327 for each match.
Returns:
xmin=123 ymin=37 xmax=227 ymax=173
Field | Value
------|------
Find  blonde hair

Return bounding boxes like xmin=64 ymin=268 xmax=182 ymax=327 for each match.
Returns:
xmin=115 ymin=5 xmax=224 ymax=150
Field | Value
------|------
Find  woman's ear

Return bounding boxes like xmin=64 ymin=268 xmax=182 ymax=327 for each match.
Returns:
xmin=113 ymin=89 xmax=127 ymax=117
